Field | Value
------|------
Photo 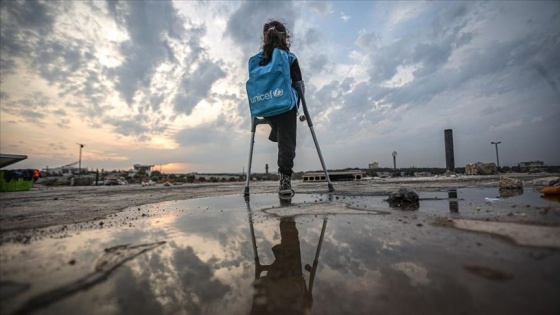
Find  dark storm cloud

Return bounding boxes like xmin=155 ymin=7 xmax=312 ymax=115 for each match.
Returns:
xmin=303 ymin=27 xmax=323 ymax=47
xmin=1 ymin=92 xmax=52 ymax=127
xmin=225 ymin=0 xmax=299 ymax=54
xmin=183 ymin=21 xmax=207 ymax=65
xmin=172 ymin=246 xmax=231 ymax=313
xmin=0 ymin=1 xmax=113 ymax=124
xmin=1 ymin=0 xmax=222 ymax=141
xmin=358 ymin=4 xmax=472 ymax=86
xmin=173 ymin=60 xmax=226 ymax=115
xmin=0 ymin=2 xmax=101 ymax=86
xmin=108 ymin=1 xmax=186 ymax=104
xmin=354 ymin=2 xmax=559 ymax=115
xmin=0 ymin=0 xmax=54 ymax=82
xmin=0 ymin=58 xmax=17 ymax=76
xmin=0 ymin=0 xmax=55 ymax=55
xmin=310 ymin=79 xmax=347 ymax=113
xmin=365 ymin=38 xmax=410 ymax=84
xmin=113 ymin=266 xmax=164 ymax=314
xmin=103 ymin=115 xmax=151 ymax=139
xmin=381 ymin=30 xmax=558 ymax=111
xmin=308 ymin=53 xmax=329 ymax=74
xmin=66 ymin=101 xmax=112 ymax=129
xmin=33 ymin=40 xmax=87 ymax=82
xmin=343 ymin=82 xmax=371 ymax=110
xmin=173 ymin=114 xmax=235 ymax=147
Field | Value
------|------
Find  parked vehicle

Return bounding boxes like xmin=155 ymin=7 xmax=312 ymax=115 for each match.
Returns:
xmin=104 ymin=178 xmax=119 ymax=186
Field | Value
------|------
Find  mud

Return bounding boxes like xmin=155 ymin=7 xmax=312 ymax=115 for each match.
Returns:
xmin=1 ymin=174 xmax=559 ymax=315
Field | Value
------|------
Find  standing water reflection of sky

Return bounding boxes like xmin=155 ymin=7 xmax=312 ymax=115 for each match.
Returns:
xmin=1 ymin=191 xmax=559 ymax=315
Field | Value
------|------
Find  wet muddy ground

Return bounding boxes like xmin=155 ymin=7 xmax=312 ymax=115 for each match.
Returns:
xmin=1 ymin=176 xmax=559 ymax=314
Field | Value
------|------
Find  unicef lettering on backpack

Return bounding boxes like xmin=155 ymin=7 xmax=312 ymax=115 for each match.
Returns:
xmin=250 ymin=88 xmax=284 ymax=104
xmin=246 ymin=48 xmax=297 ymax=117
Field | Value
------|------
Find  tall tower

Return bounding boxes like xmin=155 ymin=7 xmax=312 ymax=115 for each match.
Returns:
xmin=444 ymin=129 xmax=455 ymax=173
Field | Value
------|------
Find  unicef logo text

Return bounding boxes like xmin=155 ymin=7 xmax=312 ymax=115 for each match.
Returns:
xmin=250 ymin=89 xmax=285 ymax=104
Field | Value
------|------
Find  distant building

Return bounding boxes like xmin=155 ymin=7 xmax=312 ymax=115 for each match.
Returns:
xmin=465 ymin=162 xmax=497 ymax=175
xmin=302 ymin=171 xmax=363 ymax=182
xmin=43 ymin=162 xmax=83 ymax=176
xmin=133 ymin=164 xmax=154 ymax=176
xmin=518 ymin=161 xmax=545 ymax=172
xmin=192 ymin=173 xmax=242 ymax=181
xmin=133 ymin=164 xmax=154 ymax=171
xmin=368 ymin=162 xmax=379 ymax=169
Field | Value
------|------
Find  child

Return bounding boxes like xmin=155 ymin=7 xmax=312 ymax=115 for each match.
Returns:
xmin=258 ymin=20 xmax=302 ymax=196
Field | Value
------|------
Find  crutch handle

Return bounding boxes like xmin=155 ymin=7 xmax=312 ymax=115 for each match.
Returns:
xmin=292 ymin=81 xmax=313 ymax=127
xmin=251 ymin=117 xmax=269 ymax=132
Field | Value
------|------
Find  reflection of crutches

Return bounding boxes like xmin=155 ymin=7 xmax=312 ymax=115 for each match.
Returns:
xmin=243 ymin=81 xmax=335 ymax=196
xmin=245 ymin=197 xmax=264 ymax=279
xmin=304 ymin=218 xmax=327 ymax=303
xmin=245 ymin=198 xmax=327 ymax=310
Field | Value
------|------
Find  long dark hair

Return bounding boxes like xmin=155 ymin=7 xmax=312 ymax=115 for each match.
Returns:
xmin=260 ymin=20 xmax=290 ymax=66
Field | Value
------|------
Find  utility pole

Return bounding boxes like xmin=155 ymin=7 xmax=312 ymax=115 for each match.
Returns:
xmin=491 ymin=141 xmax=501 ymax=168
xmin=392 ymin=151 xmax=397 ymax=171
xmin=77 ymin=143 xmax=85 ymax=175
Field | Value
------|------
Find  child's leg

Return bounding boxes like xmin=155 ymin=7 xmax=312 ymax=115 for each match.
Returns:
xmin=268 ymin=107 xmax=297 ymax=175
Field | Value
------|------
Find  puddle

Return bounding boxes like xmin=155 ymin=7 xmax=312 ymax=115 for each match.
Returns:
xmin=1 ymin=189 xmax=559 ymax=315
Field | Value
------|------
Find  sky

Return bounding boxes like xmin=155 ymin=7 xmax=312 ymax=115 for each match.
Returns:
xmin=1 ymin=0 xmax=559 ymax=174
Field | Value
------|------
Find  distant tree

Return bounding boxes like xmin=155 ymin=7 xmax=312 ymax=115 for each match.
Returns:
xmin=135 ymin=168 xmax=146 ymax=178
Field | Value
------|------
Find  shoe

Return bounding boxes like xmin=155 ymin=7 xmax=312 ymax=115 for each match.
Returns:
xmin=279 ymin=173 xmax=293 ymax=196
xmin=279 ymin=195 xmax=292 ymax=206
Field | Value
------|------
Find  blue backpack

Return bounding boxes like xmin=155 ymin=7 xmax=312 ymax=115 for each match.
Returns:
xmin=246 ymin=48 xmax=297 ymax=117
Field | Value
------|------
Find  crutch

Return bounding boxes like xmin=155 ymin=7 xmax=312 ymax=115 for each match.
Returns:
xmin=245 ymin=197 xmax=263 ymax=279
xmin=244 ymin=117 xmax=269 ymax=196
xmin=293 ymin=81 xmax=334 ymax=192
xmin=304 ymin=218 xmax=327 ymax=305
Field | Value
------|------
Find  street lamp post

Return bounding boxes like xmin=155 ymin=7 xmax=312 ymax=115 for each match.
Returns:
xmin=491 ymin=141 xmax=501 ymax=168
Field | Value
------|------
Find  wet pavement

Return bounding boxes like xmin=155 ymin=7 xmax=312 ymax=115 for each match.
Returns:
xmin=1 ymin=187 xmax=559 ymax=315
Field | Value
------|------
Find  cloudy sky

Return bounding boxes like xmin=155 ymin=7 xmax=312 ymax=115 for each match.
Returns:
xmin=1 ymin=1 xmax=559 ymax=174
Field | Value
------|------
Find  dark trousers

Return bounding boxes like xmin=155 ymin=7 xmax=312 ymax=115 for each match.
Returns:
xmin=267 ymin=107 xmax=297 ymax=176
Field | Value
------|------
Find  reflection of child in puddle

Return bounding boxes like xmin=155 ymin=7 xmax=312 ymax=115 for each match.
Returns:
xmin=252 ymin=218 xmax=311 ymax=315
